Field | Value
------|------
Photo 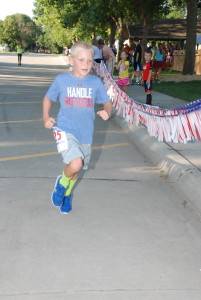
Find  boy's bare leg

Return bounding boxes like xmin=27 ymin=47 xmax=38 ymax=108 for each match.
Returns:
xmin=64 ymin=157 xmax=83 ymax=179
xmin=58 ymin=157 xmax=83 ymax=214
xmin=52 ymin=157 xmax=82 ymax=207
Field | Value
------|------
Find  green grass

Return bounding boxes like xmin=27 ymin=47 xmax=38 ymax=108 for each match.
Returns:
xmin=151 ymin=67 xmax=201 ymax=102
xmin=152 ymin=81 xmax=201 ymax=102
xmin=160 ymin=68 xmax=181 ymax=78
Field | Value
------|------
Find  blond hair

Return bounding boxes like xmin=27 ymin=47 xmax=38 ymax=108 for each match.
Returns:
xmin=71 ymin=41 xmax=94 ymax=57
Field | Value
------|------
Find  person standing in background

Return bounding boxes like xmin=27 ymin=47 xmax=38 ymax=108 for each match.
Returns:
xmin=167 ymin=43 xmax=174 ymax=69
xmin=153 ymin=43 xmax=168 ymax=83
xmin=142 ymin=50 xmax=153 ymax=105
xmin=147 ymin=41 xmax=157 ymax=61
xmin=91 ymin=39 xmax=103 ymax=63
xmin=133 ymin=38 xmax=142 ymax=84
xmin=16 ymin=42 xmax=23 ymax=66
xmin=98 ymin=39 xmax=116 ymax=76
xmin=123 ymin=43 xmax=131 ymax=52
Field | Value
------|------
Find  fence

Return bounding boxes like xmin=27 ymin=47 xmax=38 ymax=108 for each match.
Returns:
xmin=173 ymin=50 xmax=201 ymax=75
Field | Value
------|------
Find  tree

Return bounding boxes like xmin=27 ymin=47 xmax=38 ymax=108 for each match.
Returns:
xmin=107 ymin=0 xmax=132 ymax=54
xmin=131 ymin=0 xmax=170 ymax=60
xmin=34 ymin=0 xmax=131 ymax=52
xmin=36 ymin=0 xmax=113 ymax=41
xmin=2 ymin=14 xmax=38 ymax=50
xmin=34 ymin=0 xmax=80 ymax=51
xmin=172 ymin=0 xmax=201 ymax=74
xmin=182 ymin=0 xmax=198 ymax=74
xmin=167 ymin=0 xmax=186 ymax=18
xmin=0 ymin=21 xmax=4 ymax=45
xmin=2 ymin=16 xmax=20 ymax=49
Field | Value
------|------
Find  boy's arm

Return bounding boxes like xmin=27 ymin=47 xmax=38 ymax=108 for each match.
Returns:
xmin=97 ymin=101 xmax=112 ymax=121
xmin=146 ymin=69 xmax=152 ymax=82
xmin=43 ymin=96 xmax=56 ymax=129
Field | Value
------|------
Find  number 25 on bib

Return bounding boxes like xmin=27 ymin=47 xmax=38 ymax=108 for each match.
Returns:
xmin=53 ymin=127 xmax=68 ymax=153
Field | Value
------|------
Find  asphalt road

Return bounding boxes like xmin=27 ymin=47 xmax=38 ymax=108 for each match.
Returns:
xmin=0 ymin=53 xmax=201 ymax=300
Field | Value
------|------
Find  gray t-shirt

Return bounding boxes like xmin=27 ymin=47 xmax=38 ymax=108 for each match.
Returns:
xmin=45 ymin=72 xmax=110 ymax=144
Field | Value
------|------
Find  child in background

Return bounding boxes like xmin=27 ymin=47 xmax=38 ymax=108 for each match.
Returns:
xmin=142 ymin=50 xmax=153 ymax=105
xmin=153 ymin=42 xmax=168 ymax=83
xmin=43 ymin=41 xmax=112 ymax=214
xmin=116 ymin=50 xmax=130 ymax=93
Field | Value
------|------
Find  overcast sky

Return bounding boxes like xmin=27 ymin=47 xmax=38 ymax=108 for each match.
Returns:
xmin=0 ymin=0 xmax=35 ymax=20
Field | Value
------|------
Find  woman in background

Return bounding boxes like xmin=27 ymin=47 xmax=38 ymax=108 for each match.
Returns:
xmin=91 ymin=39 xmax=103 ymax=63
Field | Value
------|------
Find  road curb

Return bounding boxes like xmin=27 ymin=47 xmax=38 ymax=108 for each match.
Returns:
xmin=114 ymin=114 xmax=201 ymax=213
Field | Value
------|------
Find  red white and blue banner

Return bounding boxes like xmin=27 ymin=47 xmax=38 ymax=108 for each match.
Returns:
xmin=94 ymin=61 xmax=201 ymax=144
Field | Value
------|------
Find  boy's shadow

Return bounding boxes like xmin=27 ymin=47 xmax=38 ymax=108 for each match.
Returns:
xmin=79 ymin=104 xmax=116 ymax=179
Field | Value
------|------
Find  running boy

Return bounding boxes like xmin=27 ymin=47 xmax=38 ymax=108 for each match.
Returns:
xmin=43 ymin=41 xmax=112 ymax=214
xmin=142 ymin=50 xmax=153 ymax=105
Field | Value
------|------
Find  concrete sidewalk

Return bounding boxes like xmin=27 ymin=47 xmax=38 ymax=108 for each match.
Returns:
xmin=114 ymin=82 xmax=201 ymax=214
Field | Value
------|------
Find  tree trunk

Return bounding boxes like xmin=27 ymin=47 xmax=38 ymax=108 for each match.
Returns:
xmin=109 ymin=19 xmax=117 ymax=48
xmin=141 ymin=17 xmax=148 ymax=64
xmin=115 ymin=17 xmax=125 ymax=61
xmin=182 ymin=0 xmax=197 ymax=75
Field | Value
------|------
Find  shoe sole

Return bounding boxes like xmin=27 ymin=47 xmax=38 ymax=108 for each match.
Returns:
xmin=60 ymin=209 xmax=72 ymax=214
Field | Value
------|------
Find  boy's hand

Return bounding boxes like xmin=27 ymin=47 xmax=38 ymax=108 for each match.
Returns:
xmin=97 ymin=110 xmax=109 ymax=121
xmin=44 ymin=117 xmax=56 ymax=129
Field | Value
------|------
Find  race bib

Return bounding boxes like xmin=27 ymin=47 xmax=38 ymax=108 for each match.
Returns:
xmin=53 ymin=127 xmax=68 ymax=153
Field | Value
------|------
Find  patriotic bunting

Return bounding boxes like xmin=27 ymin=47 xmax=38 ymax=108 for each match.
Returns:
xmin=93 ymin=62 xmax=201 ymax=143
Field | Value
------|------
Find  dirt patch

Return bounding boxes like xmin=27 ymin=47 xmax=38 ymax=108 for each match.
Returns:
xmin=161 ymin=74 xmax=201 ymax=82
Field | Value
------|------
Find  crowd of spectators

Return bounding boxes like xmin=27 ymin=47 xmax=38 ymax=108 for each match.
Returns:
xmin=67 ymin=36 xmax=182 ymax=81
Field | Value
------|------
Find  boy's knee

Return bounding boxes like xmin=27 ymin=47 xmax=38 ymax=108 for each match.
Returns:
xmin=69 ymin=157 xmax=83 ymax=174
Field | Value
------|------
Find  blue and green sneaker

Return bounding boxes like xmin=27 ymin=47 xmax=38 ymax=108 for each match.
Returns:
xmin=51 ymin=176 xmax=68 ymax=207
xmin=60 ymin=194 xmax=72 ymax=214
